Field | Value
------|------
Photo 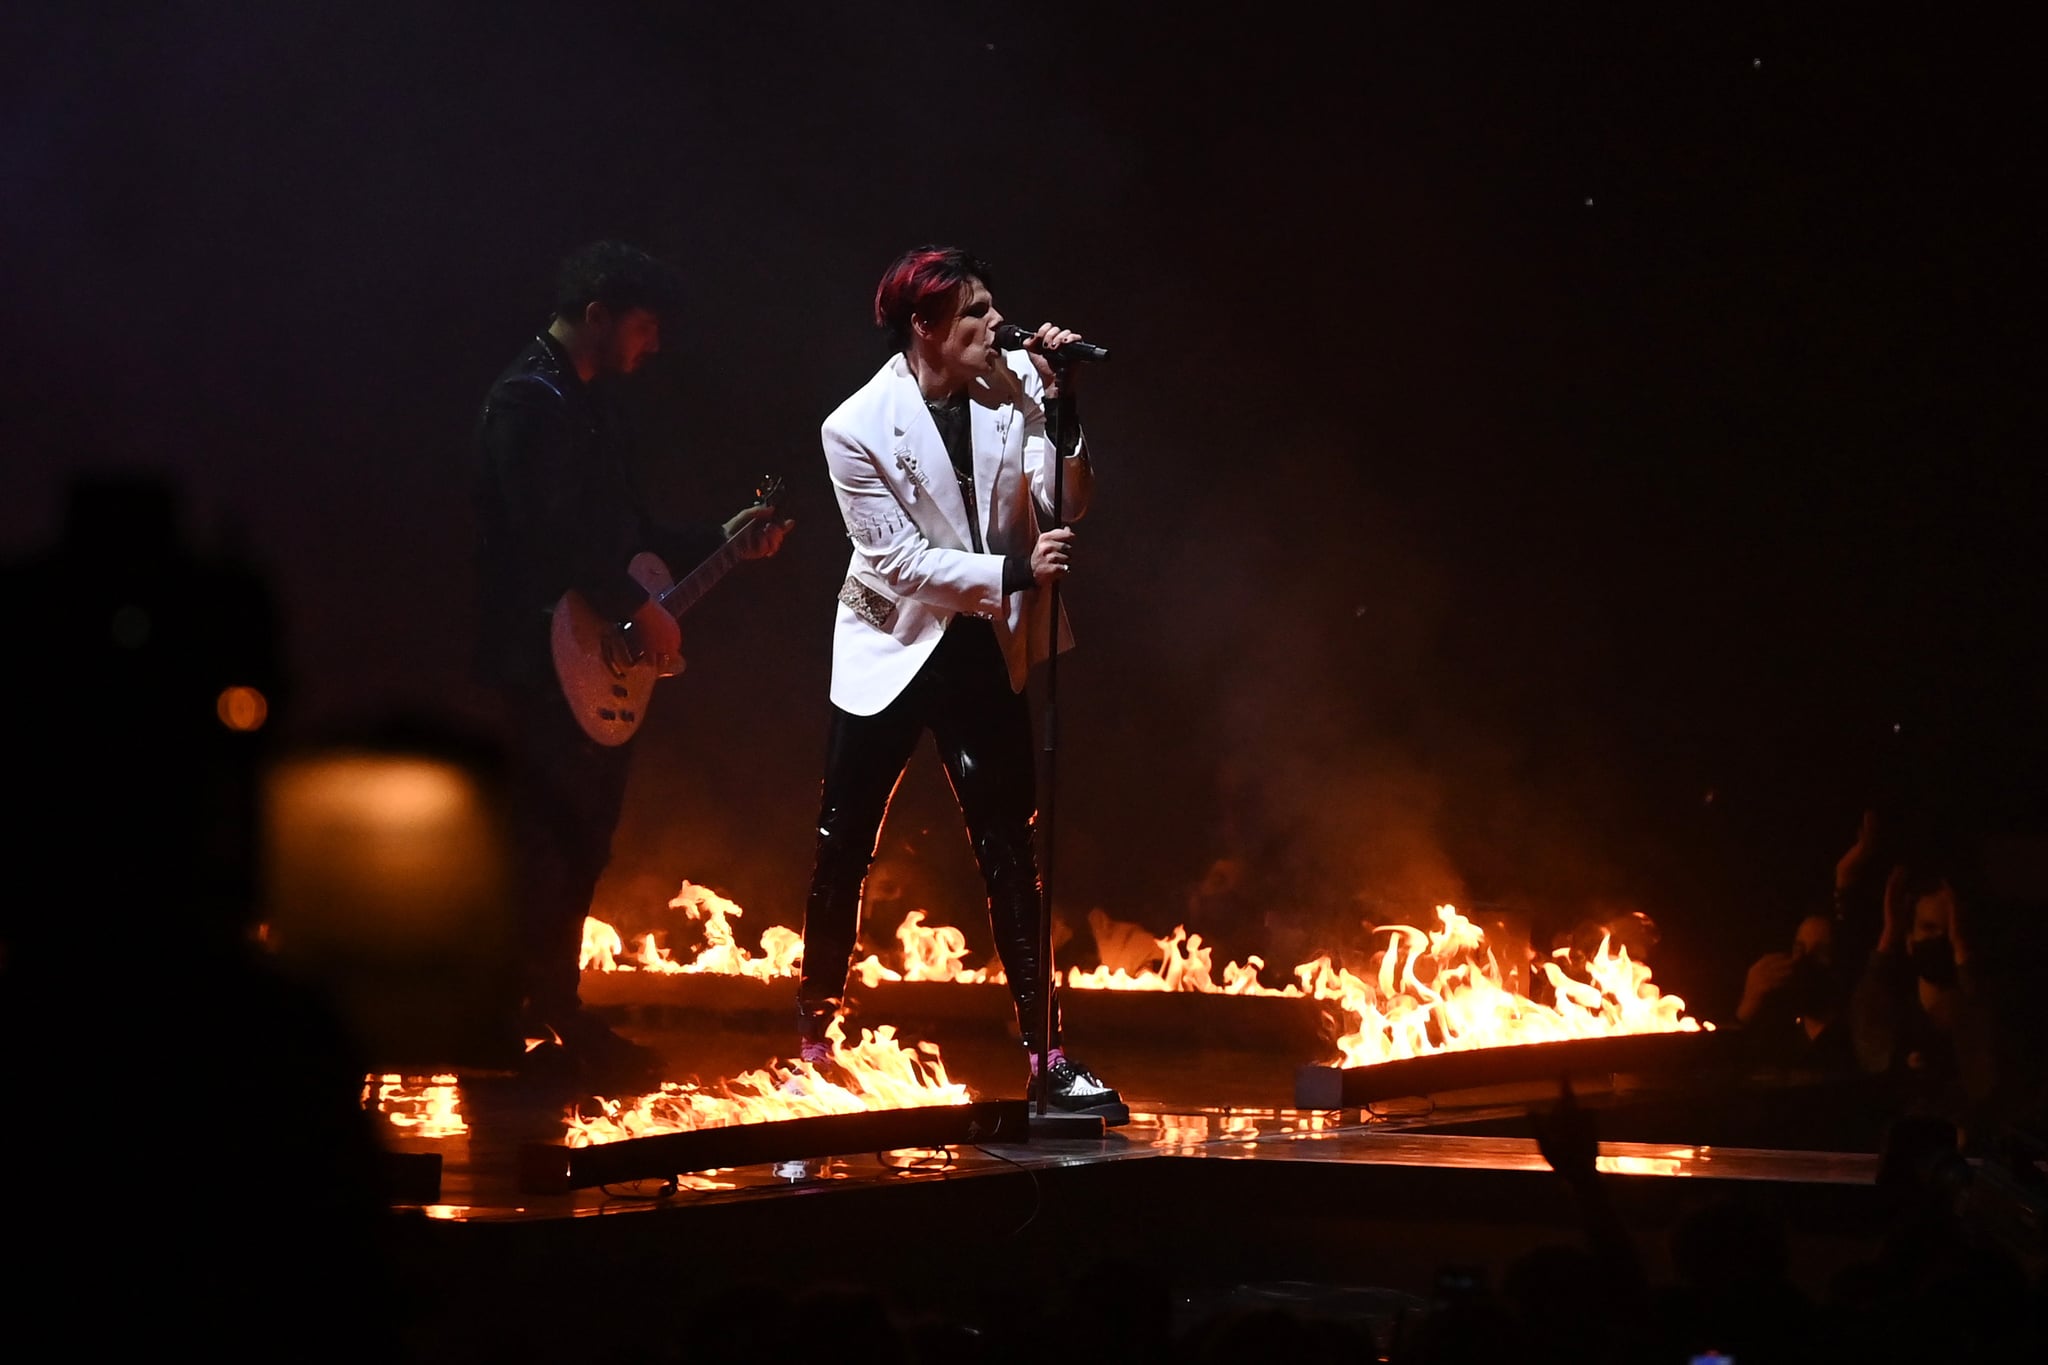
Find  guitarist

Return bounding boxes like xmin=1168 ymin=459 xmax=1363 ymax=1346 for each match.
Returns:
xmin=471 ymin=239 xmax=792 ymax=1090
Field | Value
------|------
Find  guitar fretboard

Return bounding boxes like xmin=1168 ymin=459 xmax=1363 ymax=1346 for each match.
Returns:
xmin=656 ymin=526 xmax=756 ymax=620
xmin=650 ymin=478 xmax=782 ymax=620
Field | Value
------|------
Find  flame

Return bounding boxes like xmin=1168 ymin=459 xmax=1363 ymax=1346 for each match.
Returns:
xmin=1145 ymin=1111 xmax=1300 ymax=1156
xmin=852 ymin=909 xmax=1005 ymax=986
xmin=1598 ymin=1149 xmax=1697 ymax=1177
xmin=580 ymin=881 xmax=802 ymax=980
xmin=1152 ymin=1114 xmax=1219 ymax=1146
xmin=564 ymin=1017 xmax=972 ymax=1147
xmin=581 ymin=884 xmax=1288 ymax=995
xmin=580 ymin=917 xmax=625 ymax=971
xmin=1294 ymin=904 xmax=1702 ymax=1067
xmin=1064 ymin=925 xmax=1303 ymax=995
xmin=366 ymin=1073 xmax=468 ymax=1138
xmin=577 ymin=885 xmax=1704 ymax=1070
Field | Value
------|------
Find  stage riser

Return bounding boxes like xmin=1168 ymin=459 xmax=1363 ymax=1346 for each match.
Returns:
xmin=581 ymin=972 xmax=1333 ymax=1051
xmin=1295 ymin=1031 xmax=1737 ymax=1108
xmin=519 ymin=1100 xmax=1030 ymax=1193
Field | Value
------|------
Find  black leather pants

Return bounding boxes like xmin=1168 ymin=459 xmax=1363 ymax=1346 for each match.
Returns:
xmin=799 ymin=618 xmax=1060 ymax=1051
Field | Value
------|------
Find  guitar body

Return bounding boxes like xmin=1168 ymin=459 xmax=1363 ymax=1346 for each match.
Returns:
xmin=549 ymin=551 xmax=676 ymax=747
xmin=545 ymin=475 xmax=785 ymax=748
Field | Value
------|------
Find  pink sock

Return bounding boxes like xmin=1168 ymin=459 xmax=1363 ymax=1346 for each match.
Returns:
xmin=1031 ymin=1047 xmax=1066 ymax=1076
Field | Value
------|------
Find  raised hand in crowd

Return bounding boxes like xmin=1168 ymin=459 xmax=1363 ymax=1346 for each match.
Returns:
xmin=1737 ymin=950 xmax=1798 ymax=1025
xmin=1875 ymin=863 xmax=1913 ymax=955
xmin=1530 ymin=1075 xmax=1599 ymax=1186
xmin=1936 ymin=881 xmax=1971 ymax=967
xmin=1835 ymin=809 xmax=1879 ymax=894
xmin=1528 ymin=1076 xmax=1649 ymax=1316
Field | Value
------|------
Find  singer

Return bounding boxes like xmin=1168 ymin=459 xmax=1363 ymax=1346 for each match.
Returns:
xmin=793 ymin=244 xmax=1127 ymax=1122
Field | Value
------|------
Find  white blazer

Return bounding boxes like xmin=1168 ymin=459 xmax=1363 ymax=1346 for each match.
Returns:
xmin=822 ymin=349 xmax=1095 ymax=715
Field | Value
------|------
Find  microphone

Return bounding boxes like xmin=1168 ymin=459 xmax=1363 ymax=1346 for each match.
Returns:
xmin=995 ymin=323 xmax=1111 ymax=363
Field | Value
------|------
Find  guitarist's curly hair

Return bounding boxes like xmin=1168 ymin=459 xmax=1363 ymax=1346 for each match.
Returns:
xmin=552 ymin=240 xmax=686 ymax=325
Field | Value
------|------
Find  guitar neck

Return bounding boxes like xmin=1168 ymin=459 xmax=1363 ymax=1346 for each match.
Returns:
xmin=655 ymin=526 xmax=753 ymax=620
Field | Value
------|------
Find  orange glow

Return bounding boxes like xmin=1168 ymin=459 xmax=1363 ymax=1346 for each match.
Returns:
xmin=215 ymin=685 xmax=268 ymax=731
xmin=563 ymin=1018 xmax=972 ymax=1146
xmin=264 ymin=752 xmax=507 ymax=948
xmin=282 ymin=754 xmax=474 ymax=825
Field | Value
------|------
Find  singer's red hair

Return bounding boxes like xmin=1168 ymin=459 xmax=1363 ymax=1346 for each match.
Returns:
xmin=873 ymin=245 xmax=992 ymax=350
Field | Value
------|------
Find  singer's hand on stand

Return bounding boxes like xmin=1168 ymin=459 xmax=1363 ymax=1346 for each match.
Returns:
xmin=1030 ymin=527 xmax=1076 ymax=586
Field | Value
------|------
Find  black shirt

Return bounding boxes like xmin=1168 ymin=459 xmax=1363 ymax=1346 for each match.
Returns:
xmin=922 ymin=389 xmax=1076 ymax=595
xmin=924 ymin=393 xmax=982 ymax=550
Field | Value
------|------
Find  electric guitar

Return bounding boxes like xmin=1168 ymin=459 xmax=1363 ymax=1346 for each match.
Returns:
xmin=550 ymin=475 xmax=785 ymax=746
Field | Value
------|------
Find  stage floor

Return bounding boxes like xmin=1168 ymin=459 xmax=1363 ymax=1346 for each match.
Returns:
xmin=363 ymin=1006 xmax=1909 ymax=1363
xmin=387 ymin=1093 xmax=1884 ymax=1226
xmin=372 ymin=1001 xmax=1888 ymax=1226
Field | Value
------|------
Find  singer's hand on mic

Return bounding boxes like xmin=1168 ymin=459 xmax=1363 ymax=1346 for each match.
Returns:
xmin=1026 ymin=323 xmax=1085 ymax=397
xmin=1030 ymin=527 xmax=1076 ymax=586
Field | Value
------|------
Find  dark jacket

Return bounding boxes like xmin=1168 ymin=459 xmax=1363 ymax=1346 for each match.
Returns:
xmin=471 ymin=331 xmax=723 ymax=695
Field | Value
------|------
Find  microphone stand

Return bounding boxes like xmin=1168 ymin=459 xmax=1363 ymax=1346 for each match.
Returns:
xmin=1034 ymin=352 xmax=1070 ymax=1121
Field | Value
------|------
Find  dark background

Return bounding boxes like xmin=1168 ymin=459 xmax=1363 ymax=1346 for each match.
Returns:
xmin=6 ymin=2 xmax=2041 ymax=1013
